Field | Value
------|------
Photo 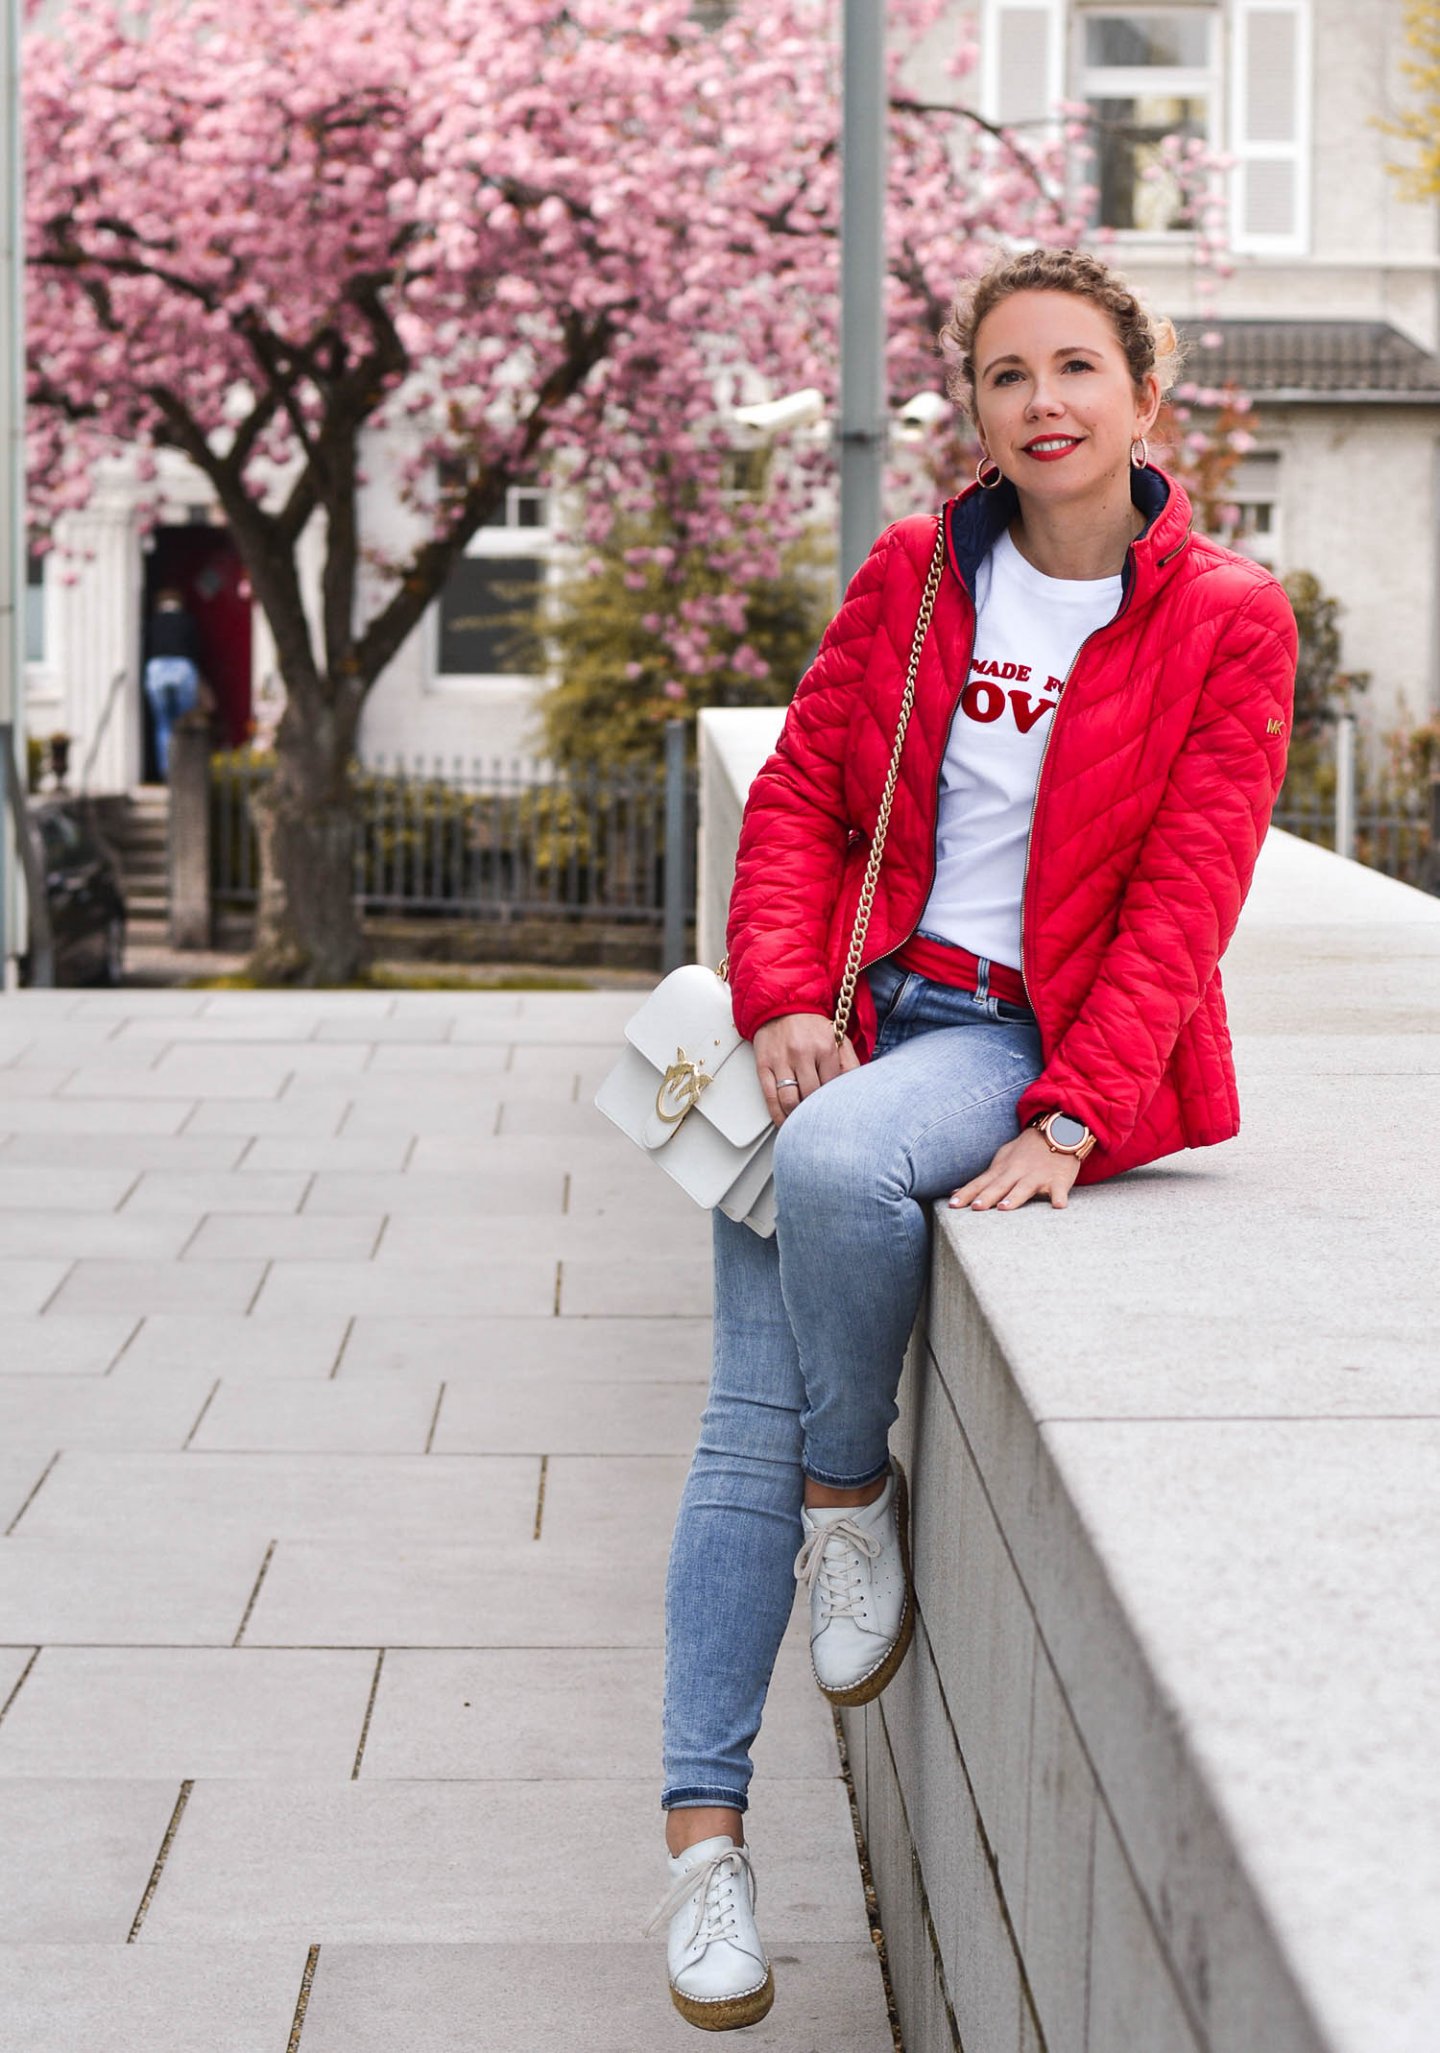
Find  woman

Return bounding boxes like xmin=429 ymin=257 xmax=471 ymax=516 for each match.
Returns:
xmin=647 ymin=247 xmax=1297 ymax=2031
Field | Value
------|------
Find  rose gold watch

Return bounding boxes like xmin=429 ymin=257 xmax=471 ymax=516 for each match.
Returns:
xmin=1029 ymin=1109 xmax=1098 ymax=1162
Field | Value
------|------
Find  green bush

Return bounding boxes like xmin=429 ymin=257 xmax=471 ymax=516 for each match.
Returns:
xmin=536 ymin=518 xmax=832 ymax=771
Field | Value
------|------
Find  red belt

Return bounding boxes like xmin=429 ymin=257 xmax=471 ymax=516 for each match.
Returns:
xmin=892 ymin=932 xmax=1030 ymax=1008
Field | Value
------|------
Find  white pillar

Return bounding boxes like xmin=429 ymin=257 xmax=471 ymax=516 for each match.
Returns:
xmin=1334 ymin=712 xmax=1356 ymax=863
xmin=1 ymin=0 xmax=25 ymax=981
xmin=59 ymin=494 xmax=144 ymax=795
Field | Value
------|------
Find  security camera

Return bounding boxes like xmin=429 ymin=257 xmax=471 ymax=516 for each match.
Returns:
xmin=731 ymin=388 xmax=827 ymax=433
xmin=897 ymin=391 xmax=950 ymax=427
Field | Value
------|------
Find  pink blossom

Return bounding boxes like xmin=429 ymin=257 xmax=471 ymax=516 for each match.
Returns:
xmin=20 ymin=0 xmax=1243 ymax=704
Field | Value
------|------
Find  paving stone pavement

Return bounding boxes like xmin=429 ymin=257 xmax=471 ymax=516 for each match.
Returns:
xmin=0 ymin=989 xmax=894 ymax=2053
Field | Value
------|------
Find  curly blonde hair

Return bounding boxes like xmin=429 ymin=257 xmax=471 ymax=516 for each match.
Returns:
xmin=939 ymin=247 xmax=1183 ymax=421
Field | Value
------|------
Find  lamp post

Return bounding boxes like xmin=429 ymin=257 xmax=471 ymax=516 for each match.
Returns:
xmin=1 ymin=0 xmax=25 ymax=988
xmin=838 ymin=0 xmax=886 ymax=589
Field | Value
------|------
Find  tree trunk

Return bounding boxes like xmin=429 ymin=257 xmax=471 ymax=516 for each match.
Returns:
xmin=247 ymin=692 xmax=367 ymax=986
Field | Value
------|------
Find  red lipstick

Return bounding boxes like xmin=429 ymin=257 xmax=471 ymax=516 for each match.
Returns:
xmin=1021 ymin=437 xmax=1082 ymax=463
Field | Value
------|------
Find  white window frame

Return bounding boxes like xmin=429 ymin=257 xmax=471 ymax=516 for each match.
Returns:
xmin=22 ymin=548 xmax=61 ymax=711
xmin=1073 ymin=4 xmax=1222 ymax=241
xmin=428 ymin=485 xmax=555 ymax=694
xmin=23 ymin=549 xmax=46 ymax=666
xmin=1227 ymin=450 xmax=1283 ymax=568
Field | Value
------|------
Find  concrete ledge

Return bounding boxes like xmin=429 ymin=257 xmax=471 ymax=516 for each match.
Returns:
xmin=847 ymin=833 xmax=1440 ymax=2053
xmin=699 ymin=710 xmax=1440 ymax=2053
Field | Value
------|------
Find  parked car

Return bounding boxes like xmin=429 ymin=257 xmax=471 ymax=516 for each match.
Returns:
xmin=20 ymin=799 xmax=128 ymax=986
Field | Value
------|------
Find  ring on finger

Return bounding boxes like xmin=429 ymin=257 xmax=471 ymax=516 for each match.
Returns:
xmin=775 ymin=1078 xmax=800 ymax=1091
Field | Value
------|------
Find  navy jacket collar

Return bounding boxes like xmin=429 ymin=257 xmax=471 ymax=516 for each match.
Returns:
xmin=944 ymin=463 xmax=1187 ymax=606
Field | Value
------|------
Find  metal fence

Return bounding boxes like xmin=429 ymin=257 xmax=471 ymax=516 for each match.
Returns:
xmin=210 ymin=727 xmax=1436 ymax=937
xmin=212 ymin=750 xmax=697 ymax=929
xmin=1271 ymin=786 xmax=1433 ymax=889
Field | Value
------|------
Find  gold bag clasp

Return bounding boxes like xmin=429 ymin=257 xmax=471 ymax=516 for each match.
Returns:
xmin=655 ymin=1049 xmax=712 ymax=1125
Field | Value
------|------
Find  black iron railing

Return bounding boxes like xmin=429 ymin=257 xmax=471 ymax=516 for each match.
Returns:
xmin=211 ymin=750 xmax=697 ymax=930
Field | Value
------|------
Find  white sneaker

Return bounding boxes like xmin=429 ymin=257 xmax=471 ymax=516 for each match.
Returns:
xmin=793 ymin=1458 xmax=914 ymax=1705
xmin=645 ymin=1834 xmax=775 ymax=2032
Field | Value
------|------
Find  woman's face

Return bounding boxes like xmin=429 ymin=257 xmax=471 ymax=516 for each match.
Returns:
xmin=971 ymin=290 xmax=1160 ymax=502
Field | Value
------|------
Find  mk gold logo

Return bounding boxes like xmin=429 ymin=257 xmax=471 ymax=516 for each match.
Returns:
xmin=1266 ymin=718 xmax=1285 ymax=735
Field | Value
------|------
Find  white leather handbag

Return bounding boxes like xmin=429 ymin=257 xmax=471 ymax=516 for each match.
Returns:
xmin=594 ymin=518 xmax=946 ymax=1237
xmin=594 ymin=960 xmax=781 ymax=1233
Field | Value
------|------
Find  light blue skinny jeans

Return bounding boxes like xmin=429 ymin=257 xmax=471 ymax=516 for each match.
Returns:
xmin=143 ymin=656 xmax=200 ymax=779
xmin=662 ymin=952 xmax=1044 ymax=1812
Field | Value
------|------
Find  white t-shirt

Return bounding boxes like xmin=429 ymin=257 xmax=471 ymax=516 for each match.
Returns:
xmin=918 ymin=529 xmax=1122 ymax=971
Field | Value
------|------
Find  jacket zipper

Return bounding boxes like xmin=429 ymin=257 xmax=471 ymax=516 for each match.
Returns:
xmin=850 ymin=573 xmax=978 ymax=988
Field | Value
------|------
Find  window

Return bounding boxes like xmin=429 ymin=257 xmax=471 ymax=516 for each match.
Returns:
xmin=721 ymin=447 xmax=769 ymax=502
xmin=435 ymin=485 xmax=551 ymax=680
xmin=1076 ymin=8 xmax=1219 ymax=233
xmin=1227 ymin=452 xmax=1282 ymax=568
xmin=437 ymin=559 xmax=545 ymax=676
xmin=24 ymin=551 xmax=45 ymax=665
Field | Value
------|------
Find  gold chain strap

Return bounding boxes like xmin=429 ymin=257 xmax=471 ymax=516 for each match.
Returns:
xmin=831 ymin=518 xmax=947 ymax=1047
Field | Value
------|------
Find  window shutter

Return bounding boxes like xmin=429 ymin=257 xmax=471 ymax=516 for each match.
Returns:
xmin=982 ymin=0 xmax=1063 ymax=131
xmin=1230 ymin=0 xmax=1311 ymax=254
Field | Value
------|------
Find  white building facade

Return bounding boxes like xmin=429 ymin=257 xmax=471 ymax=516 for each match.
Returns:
xmin=970 ymin=0 xmax=1440 ymax=735
xmin=24 ymin=0 xmax=1440 ymax=791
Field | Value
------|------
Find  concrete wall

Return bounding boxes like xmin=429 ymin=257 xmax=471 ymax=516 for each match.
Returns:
xmin=846 ymin=833 xmax=1440 ymax=2053
xmin=700 ymin=706 xmax=1440 ymax=2053
xmin=1244 ymin=404 xmax=1440 ymax=735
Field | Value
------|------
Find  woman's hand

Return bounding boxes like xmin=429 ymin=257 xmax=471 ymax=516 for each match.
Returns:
xmin=949 ymin=1128 xmax=1081 ymax=1212
xmin=752 ymin=1013 xmax=859 ymax=1128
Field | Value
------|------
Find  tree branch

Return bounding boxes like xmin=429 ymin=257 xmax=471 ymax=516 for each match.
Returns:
xmin=148 ymin=388 xmax=323 ymax=698
xmin=349 ymin=309 xmax=613 ymax=691
xmin=889 ymin=94 xmax=1068 ymax=211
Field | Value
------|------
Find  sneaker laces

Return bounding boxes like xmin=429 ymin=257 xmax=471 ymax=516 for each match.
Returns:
xmin=793 ymin=1513 xmax=882 ymax=1620
xmin=644 ymin=1842 xmax=758 ymax=1952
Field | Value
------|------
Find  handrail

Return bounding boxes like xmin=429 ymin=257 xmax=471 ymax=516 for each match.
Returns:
xmin=77 ymin=667 xmax=129 ymax=796
xmin=0 ymin=720 xmax=54 ymax=987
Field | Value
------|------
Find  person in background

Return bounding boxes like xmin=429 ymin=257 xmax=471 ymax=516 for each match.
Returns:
xmin=142 ymin=587 xmax=207 ymax=778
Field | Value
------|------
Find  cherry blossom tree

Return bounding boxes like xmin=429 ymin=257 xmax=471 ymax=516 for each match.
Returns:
xmin=24 ymin=0 xmax=1158 ymax=982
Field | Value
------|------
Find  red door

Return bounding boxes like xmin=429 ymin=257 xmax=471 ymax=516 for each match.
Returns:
xmin=143 ymin=527 xmax=254 ymax=775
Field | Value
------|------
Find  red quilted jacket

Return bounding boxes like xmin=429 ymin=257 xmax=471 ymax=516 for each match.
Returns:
xmin=726 ymin=466 xmax=1298 ymax=1184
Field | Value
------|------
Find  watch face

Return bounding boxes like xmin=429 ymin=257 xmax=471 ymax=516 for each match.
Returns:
xmin=1048 ymin=1113 xmax=1087 ymax=1148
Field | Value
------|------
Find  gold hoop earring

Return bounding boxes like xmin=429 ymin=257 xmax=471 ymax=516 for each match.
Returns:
xmin=1130 ymin=437 xmax=1150 ymax=470
xmin=975 ymin=456 xmax=1003 ymax=490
